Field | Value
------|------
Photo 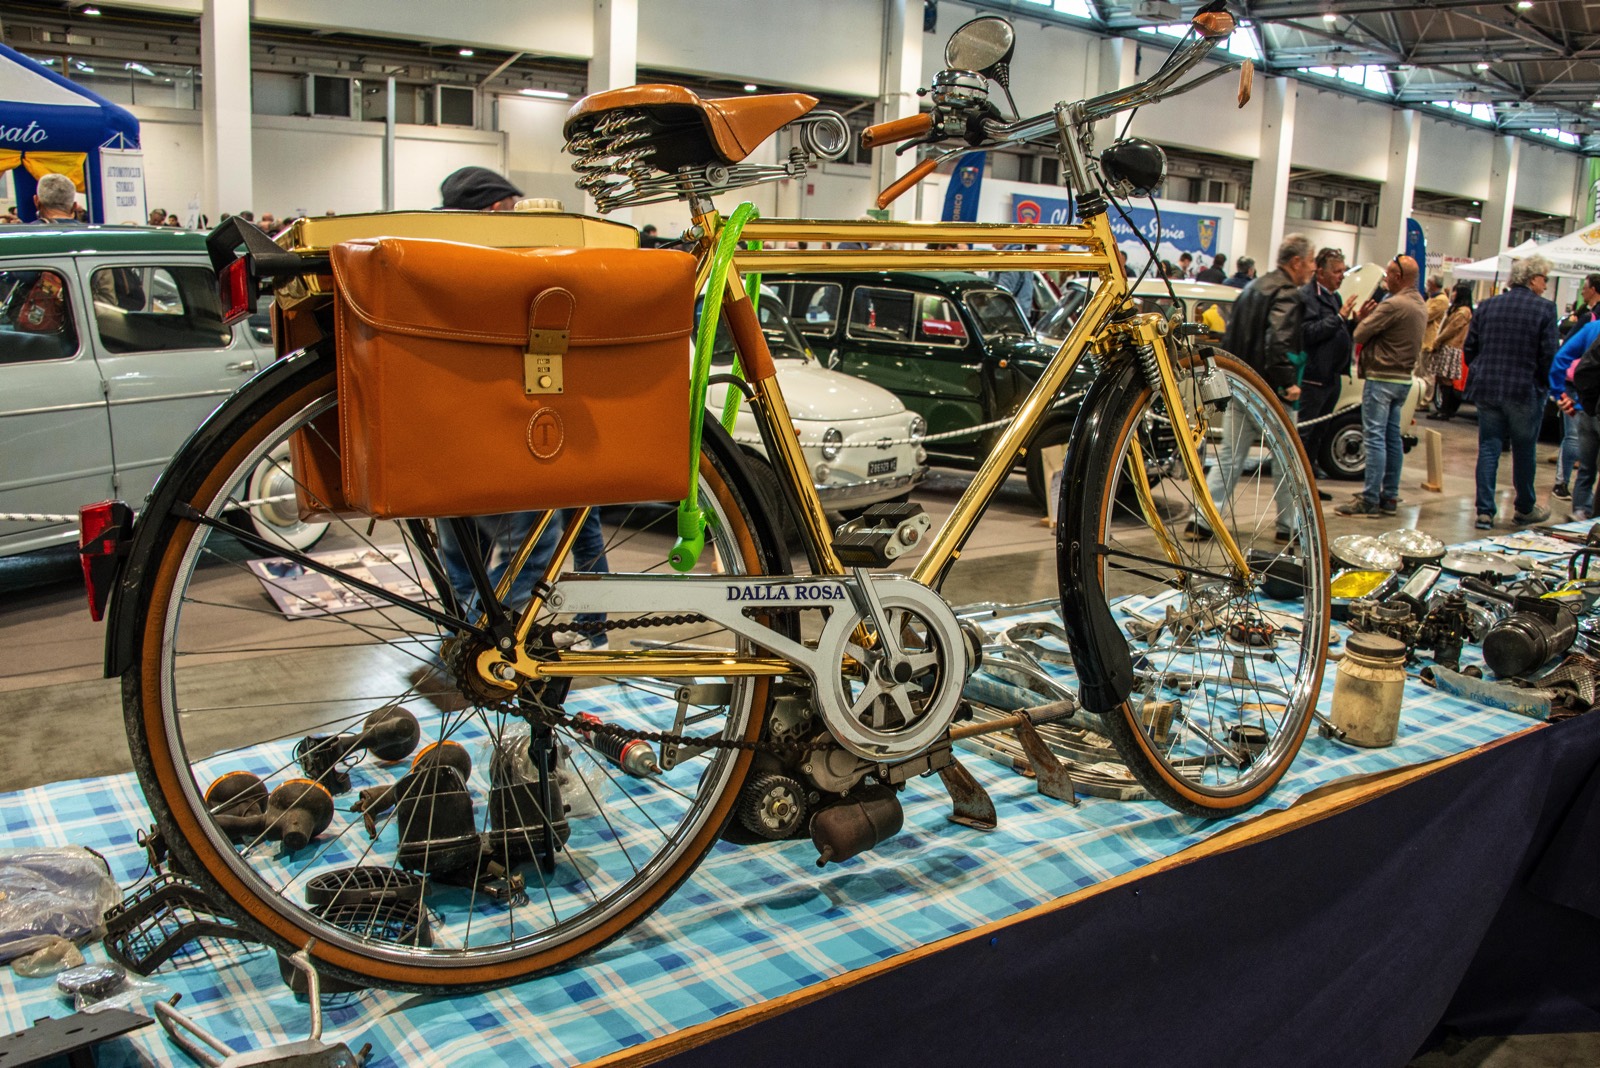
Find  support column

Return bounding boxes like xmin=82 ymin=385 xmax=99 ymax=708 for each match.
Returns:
xmin=1246 ymin=77 xmax=1295 ymax=271
xmin=200 ymin=0 xmax=252 ymax=225
xmin=1476 ymin=134 xmax=1520 ymax=258
xmin=588 ymin=0 xmax=638 ymax=222
xmin=872 ymin=0 xmax=924 ymax=220
xmin=382 ymin=77 xmax=396 ymax=211
xmin=1374 ymin=109 xmax=1419 ymax=262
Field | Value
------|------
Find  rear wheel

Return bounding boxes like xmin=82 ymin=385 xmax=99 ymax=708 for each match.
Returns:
xmin=1064 ymin=353 xmax=1329 ymax=816
xmin=1318 ymin=408 xmax=1365 ymax=481
xmin=122 ymin=346 xmax=786 ymax=991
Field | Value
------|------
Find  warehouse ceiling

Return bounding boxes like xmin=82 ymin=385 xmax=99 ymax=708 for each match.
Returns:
xmin=976 ymin=0 xmax=1600 ymax=151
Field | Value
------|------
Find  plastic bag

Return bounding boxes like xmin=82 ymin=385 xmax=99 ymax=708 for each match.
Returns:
xmin=10 ymin=936 xmax=85 ymax=977
xmin=75 ymin=972 xmax=167 ymax=1017
xmin=0 ymin=847 xmax=119 ymax=963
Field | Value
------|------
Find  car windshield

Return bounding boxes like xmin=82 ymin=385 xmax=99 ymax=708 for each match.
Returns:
xmin=963 ymin=289 xmax=1031 ymax=340
xmin=697 ymin=293 xmax=812 ymax=367
xmin=1035 ymin=282 xmax=1090 ymax=342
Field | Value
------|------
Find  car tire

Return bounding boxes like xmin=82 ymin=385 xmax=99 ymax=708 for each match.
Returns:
xmin=239 ymin=443 xmax=329 ymax=552
xmin=1317 ymin=409 xmax=1365 ymax=481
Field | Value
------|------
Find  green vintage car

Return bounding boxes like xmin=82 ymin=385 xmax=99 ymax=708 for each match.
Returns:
xmin=763 ymin=271 xmax=1096 ymax=506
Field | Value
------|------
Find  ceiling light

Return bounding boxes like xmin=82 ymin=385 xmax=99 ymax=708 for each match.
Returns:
xmin=1465 ymin=214 xmax=1482 ymax=223
xmin=1475 ymin=61 xmax=1491 ymax=70
xmin=518 ymin=88 xmax=570 ymax=100
xmin=80 ymin=5 xmax=101 ymax=14
xmin=458 ymin=48 xmax=475 ymax=57
xmin=1516 ymin=0 xmax=1533 ymax=8
xmin=743 ymin=83 xmax=758 ymax=92
xmin=1322 ymin=10 xmax=1338 ymax=21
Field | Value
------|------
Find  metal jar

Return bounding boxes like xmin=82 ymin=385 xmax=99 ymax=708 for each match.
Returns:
xmin=1330 ymin=632 xmax=1408 ymax=748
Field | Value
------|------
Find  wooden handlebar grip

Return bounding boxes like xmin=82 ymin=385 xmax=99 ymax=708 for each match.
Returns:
xmin=875 ymin=157 xmax=939 ymax=211
xmin=861 ymin=113 xmax=933 ymax=150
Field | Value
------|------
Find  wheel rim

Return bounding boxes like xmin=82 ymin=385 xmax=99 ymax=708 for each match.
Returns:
xmin=1330 ymin=423 xmax=1365 ymax=477
xmin=1095 ymin=358 xmax=1328 ymax=804
xmin=140 ymin=379 xmax=774 ymax=982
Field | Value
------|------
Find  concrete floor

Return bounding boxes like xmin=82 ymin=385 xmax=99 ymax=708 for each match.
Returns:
xmin=0 ymin=409 xmax=1592 ymax=1064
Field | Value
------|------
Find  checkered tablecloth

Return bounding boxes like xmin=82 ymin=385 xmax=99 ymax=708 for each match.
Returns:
xmin=0 ymin=551 xmax=1558 ymax=1066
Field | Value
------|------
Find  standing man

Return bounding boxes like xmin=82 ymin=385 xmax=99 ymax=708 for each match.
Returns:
xmin=32 ymin=174 xmax=83 ymax=226
xmin=1187 ymin=234 xmax=1314 ymax=542
xmin=1335 ymin=256 xmax=1428 ymax=518
xmin=1553 ymin=273 xmax=1600 ymax=498
xmin=1177 ymin=252 xmax=1194 ymax=279
xmin=1463 ymin=255 xmax=1560 ymax=529
xmin=1225 ymin=257 xmax=1255 ymax=289
xmin=1298 ymin=248 xmax=1358 ymax=466
xmin=1196 ymin=253 xmax=1226 ymax=284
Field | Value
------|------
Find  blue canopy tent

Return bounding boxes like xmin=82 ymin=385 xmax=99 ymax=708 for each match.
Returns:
xmin=0 ymin=41 xmax=141 ymax=222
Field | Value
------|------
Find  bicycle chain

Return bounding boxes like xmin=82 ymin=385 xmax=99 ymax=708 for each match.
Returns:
xmin=500 ymin=609 xmax=827 ymax=759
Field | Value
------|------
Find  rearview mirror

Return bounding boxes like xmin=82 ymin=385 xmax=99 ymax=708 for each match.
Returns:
xmin=945 ymin=16 xmax=1015 ymax=76
xmin=1237 ymin=59 xmax=1254 ymax=108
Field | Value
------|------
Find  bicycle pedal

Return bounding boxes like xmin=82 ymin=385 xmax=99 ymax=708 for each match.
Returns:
xmin=832 ymin=505 xmax=931 ymax=567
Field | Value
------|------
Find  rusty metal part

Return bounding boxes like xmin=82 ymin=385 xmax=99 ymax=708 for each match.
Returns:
xmin=936 ymin=756 xmax=998 ymax=830
xmin=1011 ymin=717 xmax=1079 ymax=806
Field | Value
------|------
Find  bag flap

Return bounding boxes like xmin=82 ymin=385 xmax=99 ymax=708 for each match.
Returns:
xmin=329 ymin=238 xmax=696 ymax=347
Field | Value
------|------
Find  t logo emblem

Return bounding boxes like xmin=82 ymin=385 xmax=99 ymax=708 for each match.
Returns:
xmin=527 ymin=407 xmax=564 ymax=460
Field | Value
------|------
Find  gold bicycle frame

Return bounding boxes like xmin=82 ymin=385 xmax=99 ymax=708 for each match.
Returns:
xmin=483 ymin=208 xmax=1252 ymax=687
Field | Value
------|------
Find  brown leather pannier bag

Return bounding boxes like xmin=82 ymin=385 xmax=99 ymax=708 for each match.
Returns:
xmin=308 ymin=238 xmax=695 ymax=520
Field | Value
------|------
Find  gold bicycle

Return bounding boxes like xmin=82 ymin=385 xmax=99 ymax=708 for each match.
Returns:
xmin=98 ymin=5 xmax=1328 ymax=991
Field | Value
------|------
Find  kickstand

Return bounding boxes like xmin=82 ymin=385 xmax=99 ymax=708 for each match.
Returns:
xmin=936 ymin=755 xmax=998 ymax=830
xmin=156 ymin=944 xmax=371 ymax=1067
xmin=1013 ymin=718 xmax=1079 ymax=806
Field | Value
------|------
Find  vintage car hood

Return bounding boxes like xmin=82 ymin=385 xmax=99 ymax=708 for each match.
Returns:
xmin=768 ymin=360 xmax=906 ymax=421
xmin=991 ymin=335 xmax=1058 ymax=367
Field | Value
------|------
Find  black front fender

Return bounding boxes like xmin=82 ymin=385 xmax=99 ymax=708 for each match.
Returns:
xmin=1054 ymin=359 xmax=1140 ymax=716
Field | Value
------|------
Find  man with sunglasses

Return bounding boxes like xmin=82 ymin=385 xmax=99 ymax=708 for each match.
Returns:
xmin=1463 ymin=254 xmax=1560 ymax=529
xmin=1335 ymin=254 xmax=1428 ymax=518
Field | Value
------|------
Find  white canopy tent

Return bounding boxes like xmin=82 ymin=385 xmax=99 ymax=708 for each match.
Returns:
xmin=1451 ymin=224 xmax=1600 ymax=282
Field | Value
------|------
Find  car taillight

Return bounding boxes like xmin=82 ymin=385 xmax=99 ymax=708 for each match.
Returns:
xmin=79 ymin=501 xmax=134 ymax=622
xmin=219 ymin=257 xmax=253 ymax=326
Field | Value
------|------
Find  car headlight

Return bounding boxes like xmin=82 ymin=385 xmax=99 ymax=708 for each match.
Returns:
xmin=820 ymin=427 xmax=844 ymax=460
xmin=908 ymin=414 xmax=927 ymax=441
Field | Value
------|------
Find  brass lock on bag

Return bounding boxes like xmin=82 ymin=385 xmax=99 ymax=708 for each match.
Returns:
xmin=525 ymin=287 xmax=574 ymax=395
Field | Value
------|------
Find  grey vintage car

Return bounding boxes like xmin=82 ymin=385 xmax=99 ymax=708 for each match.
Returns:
xmin=0 ymin=225 xmax=324 ymax=558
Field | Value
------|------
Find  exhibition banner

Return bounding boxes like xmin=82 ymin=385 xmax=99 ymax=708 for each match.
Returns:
xmin=1010 ymin=192 xmax=1221 ymax=259
xmin=1406 ymin=218 xmax=1427 ymax=295
xmin=942 ymin=152 xmax=986 ymax=222
xmin=98 ymin=147 xmax=145 ymax=225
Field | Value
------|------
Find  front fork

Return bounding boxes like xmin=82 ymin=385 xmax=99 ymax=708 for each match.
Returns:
xmin=1123 ymin=317 xmax=1250 ymax=582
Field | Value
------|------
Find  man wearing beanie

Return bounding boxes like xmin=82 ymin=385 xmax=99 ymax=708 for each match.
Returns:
xmin=439 ymin=166 xmax=522 ymax=211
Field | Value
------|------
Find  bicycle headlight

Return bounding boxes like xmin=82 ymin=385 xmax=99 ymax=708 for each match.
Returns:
xmin=1100 ymin=137 xmax=1167 ymax=199
xmin=821 ymin=427 xmax=844 ymax=460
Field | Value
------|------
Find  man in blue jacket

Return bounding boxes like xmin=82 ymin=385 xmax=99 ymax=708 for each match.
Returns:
xmin=1549 ymin=316 xmax=1600 ymax=519
xmin=1298 ymin=248 xmax=1359 ymax=466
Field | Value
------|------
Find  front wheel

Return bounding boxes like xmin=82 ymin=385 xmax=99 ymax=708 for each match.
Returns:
xmin=1062 ymin=353 xmax=1330 ymax=817
xmin=119 ymin=345 xmax=787 ymax=991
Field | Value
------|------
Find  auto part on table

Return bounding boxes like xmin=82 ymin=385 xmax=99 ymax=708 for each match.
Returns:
xmin=1329 ymin=633 xmax=1408 ymax=748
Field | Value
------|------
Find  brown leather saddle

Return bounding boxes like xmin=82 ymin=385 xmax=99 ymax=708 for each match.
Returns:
xmin=564 ymin=85 xmax=817 ymax=172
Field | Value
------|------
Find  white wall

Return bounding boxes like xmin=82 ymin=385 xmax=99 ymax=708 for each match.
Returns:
xmin=130 ymin=106 xmax=504 ymax=220
xmin=110 ymin=0 xmax=1584 ymax=234
xmin=1290 ymin=89 xmax=1391 ymax=183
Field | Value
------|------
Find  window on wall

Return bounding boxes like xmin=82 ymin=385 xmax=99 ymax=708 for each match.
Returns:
xmin=1428 ymin=100 xmax=1495 ymax=124
xmin=1018 ymin=0 xmax=1098 ymax=20
xmin=1138 ymin=22 xmax=1262 ymax=61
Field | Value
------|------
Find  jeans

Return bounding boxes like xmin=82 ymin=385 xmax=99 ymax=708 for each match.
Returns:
xmin=1475 ymin=392 xmax=1544 ymax=517
xmin=1574 ymin=412 xmax=1600 ymax=516
xmin=1559 ymin=411 xmax=1580 ymax=486
xmin=1360 ymin=379 xmax=1410 ymax=507
xmin=436 ymin=508 xmax=609 ymax=623
xmin=1202 ymin=400 xmax=1297 ymax=534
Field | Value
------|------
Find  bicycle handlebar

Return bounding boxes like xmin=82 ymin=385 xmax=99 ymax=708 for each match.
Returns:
xmin=862 ymin=113 xmax=934 ymax=150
